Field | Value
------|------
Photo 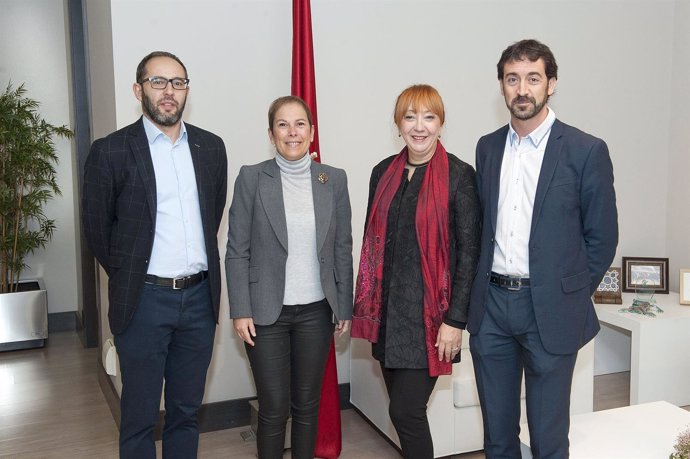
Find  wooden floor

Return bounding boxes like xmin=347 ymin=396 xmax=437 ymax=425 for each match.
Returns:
xmin=0 ymin=331 xmax=638 ymax=458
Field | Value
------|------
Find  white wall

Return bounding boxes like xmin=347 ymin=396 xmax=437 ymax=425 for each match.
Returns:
xmin=667 ymin=0 xmax=690 ymax=292
xmin=0 ymin=0 xmax=79 ymax=314
xmin=85 ymin=0 xmax=686 ymax=403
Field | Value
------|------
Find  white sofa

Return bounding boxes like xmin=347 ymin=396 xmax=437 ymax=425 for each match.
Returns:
xmin=349 ymin=332 xmax=594 ymax=457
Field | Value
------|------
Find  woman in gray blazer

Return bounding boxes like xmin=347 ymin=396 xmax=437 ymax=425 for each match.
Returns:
xmin=226 ymin=96 xmax=353 ymax=459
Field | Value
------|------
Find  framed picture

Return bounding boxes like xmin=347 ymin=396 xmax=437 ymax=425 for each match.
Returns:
xmin=622 ymin=257 xmax=669 ymax=294
xmin=681 ymin=269 xmax=690 ymax=305
xmin=593 ymin=267 xmax=622 ymax=304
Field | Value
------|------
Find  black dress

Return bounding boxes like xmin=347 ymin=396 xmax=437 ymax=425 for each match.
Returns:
xmin=366 ymin=153 xmax=482 ymax=369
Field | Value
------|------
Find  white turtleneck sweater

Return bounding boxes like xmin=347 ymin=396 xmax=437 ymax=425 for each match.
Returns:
xmin=274 ymin=153 xmax=325 ymax=305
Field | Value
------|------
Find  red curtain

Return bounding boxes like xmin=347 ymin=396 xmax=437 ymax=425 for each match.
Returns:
xmin=291 ymin=0 xmax=320 ymax=162
xmin=291 ymin=1 xmax=341 ymax=458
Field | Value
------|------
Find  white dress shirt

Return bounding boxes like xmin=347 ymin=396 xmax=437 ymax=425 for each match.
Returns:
xmin=143 ymin=116 xmax=208 ymax=277
xmin=492 ymin=108 xmax=556 ymax=277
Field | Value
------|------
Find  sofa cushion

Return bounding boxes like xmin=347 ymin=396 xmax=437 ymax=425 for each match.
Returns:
xmin=453 ymin=351 xmax=481 ymax=408
xmin=461 ymin=330 xmax=470 ymax=349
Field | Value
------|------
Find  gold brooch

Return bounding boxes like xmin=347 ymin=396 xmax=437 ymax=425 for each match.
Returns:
xmin=318 ymin=173 xmax=328 ymax=184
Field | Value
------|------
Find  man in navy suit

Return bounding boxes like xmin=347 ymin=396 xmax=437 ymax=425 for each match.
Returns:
xmin=82 ymin=51 xmax=227 ymax=458
xmin=468 ymin=39 xmax=618 ymax=458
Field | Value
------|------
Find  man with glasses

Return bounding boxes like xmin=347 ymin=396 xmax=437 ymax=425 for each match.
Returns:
xmin=83 ymin=51 xmax=227 ymax=458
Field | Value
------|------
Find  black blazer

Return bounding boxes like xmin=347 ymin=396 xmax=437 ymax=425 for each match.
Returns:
xmin=468 ymin=119 xmax=618 ymax=354
xmin=82 ymin=117 xmax=228 ymax=334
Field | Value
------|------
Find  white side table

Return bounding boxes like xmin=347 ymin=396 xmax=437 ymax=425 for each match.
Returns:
xmin=594 ymin=292 xmax=690 ymax=406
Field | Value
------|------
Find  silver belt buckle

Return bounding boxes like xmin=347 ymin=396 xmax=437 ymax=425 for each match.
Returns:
xmin=172 ymin=276 xmax=185 ymax=290
xmin=507 ymin=277 xmax=522 ymax=291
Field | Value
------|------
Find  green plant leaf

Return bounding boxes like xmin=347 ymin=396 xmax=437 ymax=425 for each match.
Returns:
xmin=0 ymin=82 xmax=72 ymax=293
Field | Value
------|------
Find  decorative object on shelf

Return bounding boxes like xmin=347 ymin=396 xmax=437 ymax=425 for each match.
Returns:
xmin=622 ymin=256 xmax=669 ymax=294
xmin=618 ymin=285 xmax=664 ymax=317
xmin=681 ymin=269 xmax=690 ymax=306
xmin=619 ymin=296 xmax=664 ymax=318
xmin=670 ymin=424 xmax=690 ymax=459
xmin=593 ymin=267 xmax=622 ymax=304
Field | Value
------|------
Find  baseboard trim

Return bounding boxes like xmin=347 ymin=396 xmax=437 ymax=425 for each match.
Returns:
xmin=339 ymin=382 xmax=352 ymax=410
xmin=97 ymin=363 xmax=352 ymax=435
xmin=197 ymin=396 xmax=256 ymax=433
xmin=48 ymin=311 xmax=78 ymax=332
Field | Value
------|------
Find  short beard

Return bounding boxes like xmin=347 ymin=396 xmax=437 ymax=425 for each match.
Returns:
xmin=508 ymin=95 xmax=548 ymax=121
xmin=142 ymin=92 xmax=186 ymax=127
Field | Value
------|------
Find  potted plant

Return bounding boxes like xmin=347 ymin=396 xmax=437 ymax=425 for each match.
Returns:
xmin=0 ymin=82 xmax=72 ymax=351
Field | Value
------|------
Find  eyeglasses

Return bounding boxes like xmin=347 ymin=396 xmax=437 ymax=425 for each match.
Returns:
xmin=139 ymin=76 xmax=190 ymax=90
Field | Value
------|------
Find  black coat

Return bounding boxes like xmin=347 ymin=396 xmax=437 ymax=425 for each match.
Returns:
xmin=364 ymin=152 xmax=481 ymax=368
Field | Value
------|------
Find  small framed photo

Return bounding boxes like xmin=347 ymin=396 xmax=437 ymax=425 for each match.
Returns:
xmin=680 ymin=269 xmax=690 ymax=305
xmin=622 ymin=257 xmax=669 ymax=294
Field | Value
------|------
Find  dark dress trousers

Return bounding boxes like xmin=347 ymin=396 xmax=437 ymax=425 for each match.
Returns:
xmin=82 ymin=117 xmax=227 ymax=458
xmin=467 ymin=119 xmax=618 ymax=458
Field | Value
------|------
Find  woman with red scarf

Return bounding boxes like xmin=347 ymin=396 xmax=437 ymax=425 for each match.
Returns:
xmin=352 ymin=84 xmax=481 ymax=458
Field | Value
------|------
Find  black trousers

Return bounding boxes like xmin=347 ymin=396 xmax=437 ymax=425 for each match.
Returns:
xmin=245 ymin=299 xmax=334 ymax=459
xmin=380 ymin=365 xmax=439 ymax=459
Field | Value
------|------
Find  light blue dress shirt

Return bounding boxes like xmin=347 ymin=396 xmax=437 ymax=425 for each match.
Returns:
xmin=142 ymin=116 xmax=208 ymax=277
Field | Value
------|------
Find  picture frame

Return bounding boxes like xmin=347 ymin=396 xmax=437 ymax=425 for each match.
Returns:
xmin=593 ymin=267 xmax=622 ymax=304
xmin=680 ymin=269 xmax=690 ymax=305
xmin=622 ymin=257 xmax=669 ymax=294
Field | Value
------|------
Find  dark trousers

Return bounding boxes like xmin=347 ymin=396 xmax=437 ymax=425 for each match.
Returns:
xmin=380 ymin=365 xmax=439 ymax=459
xmin=114 ymin=279 xmax=216 ymax=459
xmin=470 ymin=283 xmax=577 ymax=459
xmin=245 ymin=299 xmax=334 ymax=459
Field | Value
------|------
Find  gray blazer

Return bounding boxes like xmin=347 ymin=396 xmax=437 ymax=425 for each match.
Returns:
xmin=226 ymin=158 xmax=353 ymax=325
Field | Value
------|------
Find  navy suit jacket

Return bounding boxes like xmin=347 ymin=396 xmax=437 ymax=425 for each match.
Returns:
xmin=467 ymin=119 xmax=618 ymax=354
xmin=82 ymin=117 xmax=228 ymax=335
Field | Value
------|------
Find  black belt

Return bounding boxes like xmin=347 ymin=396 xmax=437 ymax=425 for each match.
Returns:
xmin=144 ymin=271 xmax=208 ymax=290
xmin=490 ymin=272 xmax=530 ymax=291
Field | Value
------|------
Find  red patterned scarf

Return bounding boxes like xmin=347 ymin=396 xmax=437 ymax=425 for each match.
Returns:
xmin=351 ymin=141 xmax=452 ymax=376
